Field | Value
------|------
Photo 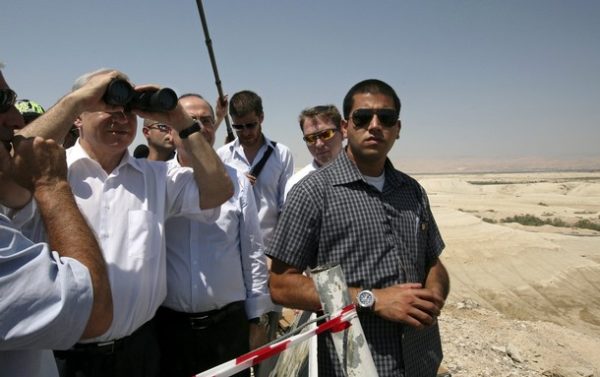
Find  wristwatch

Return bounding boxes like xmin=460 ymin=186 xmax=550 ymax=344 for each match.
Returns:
xmin=356 ymin=289 xmax=376 ymax=311
xmin=179 ymin=121 xmax=202 ymax=139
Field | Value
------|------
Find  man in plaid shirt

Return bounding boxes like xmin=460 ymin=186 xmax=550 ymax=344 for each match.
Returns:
xmin=267 ymin=79 xmax=450 ymax=377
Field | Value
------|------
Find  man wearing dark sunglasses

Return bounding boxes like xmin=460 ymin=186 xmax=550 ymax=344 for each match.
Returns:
xmin=142 ymin=118 xmax=175 ymax=161
xmin=217 ymin=90 xmax=294 ymax=250
xmin=268 ymin=79 xmax=450 ymax=377
xmin=217 ymin=90 xmax=294 ymax=377
xmin=1 ymin=64 xmax=112 ymax=377
xmin=284 ymin=105 xmax=344 ymax=200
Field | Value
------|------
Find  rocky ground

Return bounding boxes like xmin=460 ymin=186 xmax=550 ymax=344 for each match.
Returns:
xmin=420 ymin=173 xmax=600 ymax=377
xmin=439 ymin=299 xmax=600 ymax=377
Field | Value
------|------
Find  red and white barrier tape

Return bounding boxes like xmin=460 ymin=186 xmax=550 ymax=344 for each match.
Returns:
xmin=194 ymin=304 xmax=357 ymax=377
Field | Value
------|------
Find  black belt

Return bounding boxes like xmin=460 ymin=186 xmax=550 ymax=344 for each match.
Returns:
xmin=159 ymin=301 xmax=245 ymax=330
xmin=55 ymin=319 xmax=154 ymax=356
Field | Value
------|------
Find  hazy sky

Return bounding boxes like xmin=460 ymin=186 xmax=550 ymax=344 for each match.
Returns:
xmin=2 ymin=0 xmax=599 ymax=169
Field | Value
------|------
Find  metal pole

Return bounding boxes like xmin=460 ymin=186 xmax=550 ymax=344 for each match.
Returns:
xmin=310 ymin=265 xmax=378 ymax=377
xmin=194 ymin=0 xmax=235 ymax=143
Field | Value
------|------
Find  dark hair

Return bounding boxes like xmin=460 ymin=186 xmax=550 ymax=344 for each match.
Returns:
xmin=298 ymin=105 xmax=342 ymax=131
xmin=178 ymin=92 xmax=215 ymax=119
xmin=342 ymin=79 xmax=401 ymax=120
xmin=229 ymin=90 xmax=263 ymax=118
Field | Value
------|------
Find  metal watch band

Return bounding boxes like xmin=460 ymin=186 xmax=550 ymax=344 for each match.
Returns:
xmin=179 ymin=121 xmax=202 ymax=139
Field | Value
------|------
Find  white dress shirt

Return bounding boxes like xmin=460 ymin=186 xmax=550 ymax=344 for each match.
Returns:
xmin=163 ymin=160 xmax=273 ymax=319
xmin=20 ymin=141 xmax=218 ymax=342
xmin=283 ymin=160 xmax=320 ymax=201
xmin=0 ymin=214 xmax=93 ymax=377
xmin=217 ymin=136 xmax=294 ymax=248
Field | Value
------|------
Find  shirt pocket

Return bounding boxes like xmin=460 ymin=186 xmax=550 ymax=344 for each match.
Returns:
xmin=128 ymin=210 xmax=161 ymax=260
xmin=392 ymin=211 xmax=427 ymax=280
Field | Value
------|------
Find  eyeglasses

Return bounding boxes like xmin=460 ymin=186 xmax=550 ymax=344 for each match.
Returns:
xmin=232 ymin=122 xmax=259 ymax=131
xmin=0 ymin=88 xmax=17 ymax=113
xmin=146 ymin=123 xmax=172 ymax=133
xmin=191 ymin=115 xmax=214 ymax=128
xmin=303 ymin=128 xmax=338 ymax=145
xmin=350 ymin=108 xmax=398 ymax=129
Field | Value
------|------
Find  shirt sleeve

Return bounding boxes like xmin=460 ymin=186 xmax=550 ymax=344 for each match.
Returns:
xmin=276 ymin=145 xmax=295 ymax=212
xmin=165 ymin=162 xmax=219 ymax=223
xmin=417 ymin=184 xmax=445 ymax=262
xmin=0 ymin=216 xmax=93 ymax=350
xmin=266 ymin=179 xmax=321 ymax=271
xmin=238 ymin=178 xmax=275 ymax=319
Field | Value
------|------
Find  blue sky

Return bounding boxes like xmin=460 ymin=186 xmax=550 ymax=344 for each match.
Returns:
xmin=2 ymin=0 xmax=599 ymax=170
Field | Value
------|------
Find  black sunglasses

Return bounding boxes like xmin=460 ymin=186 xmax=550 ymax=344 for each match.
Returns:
xmin=351 ymin=108 xmax=398 ymax=129
xmin=232 ymin=122 xmax=259 ymax=131
xmin=0 ymin=88 xmax=17 ymax=113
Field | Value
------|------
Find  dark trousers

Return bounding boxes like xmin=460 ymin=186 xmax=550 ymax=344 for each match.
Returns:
xmin=54 ymin=320 xmax=160 ymax=377
xmin=155 ymin=302 xmax=250 ymax=377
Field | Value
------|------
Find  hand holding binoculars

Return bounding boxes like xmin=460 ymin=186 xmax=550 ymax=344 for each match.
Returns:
xmin=103 ymin=79 xmax=177 ymax=113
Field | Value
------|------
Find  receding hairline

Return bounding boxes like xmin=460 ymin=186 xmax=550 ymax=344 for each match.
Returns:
xmin=178 ymin=92 xmax=215 ymax=119
xmin=71 ymin=68 xmax=130 ymax=92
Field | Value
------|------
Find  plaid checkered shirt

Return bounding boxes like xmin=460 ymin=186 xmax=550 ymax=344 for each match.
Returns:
xmin=267 ymin=150 xmax=445 ymax=377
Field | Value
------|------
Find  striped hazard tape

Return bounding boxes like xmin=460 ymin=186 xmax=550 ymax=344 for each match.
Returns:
xmin=194 ymin=304 xmax=358 ymax=377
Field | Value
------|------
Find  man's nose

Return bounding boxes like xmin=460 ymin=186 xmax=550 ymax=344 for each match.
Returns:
xmin=367 ymin=114 xmax=383 ymax=130
xmin=314 ymin=137 xmax=327 ymax=147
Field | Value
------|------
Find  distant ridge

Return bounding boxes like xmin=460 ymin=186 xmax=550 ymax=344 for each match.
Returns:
xmin=395 ymin=155 xmax=600 ymax=174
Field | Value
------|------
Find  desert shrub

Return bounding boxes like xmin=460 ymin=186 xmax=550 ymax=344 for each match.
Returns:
xmin=501 ymin=214 xmax=546 ymax=226
xmin=538 ymin=202 xmax=548 ymax=206
xmin=500 ymin=214 xmax=598 ymax=231
xmin=574 ymin=219 xmax=600 ymax=231
xmin=482 ymin=218 xmax=497 ymax=223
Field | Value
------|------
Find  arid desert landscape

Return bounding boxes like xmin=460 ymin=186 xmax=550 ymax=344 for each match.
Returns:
xmin=417 ymin=171 xmax=600 ymax=376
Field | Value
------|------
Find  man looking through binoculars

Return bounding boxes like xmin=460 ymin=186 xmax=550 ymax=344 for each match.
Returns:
xmin=17 ymin=68 xmax=233 ymax=377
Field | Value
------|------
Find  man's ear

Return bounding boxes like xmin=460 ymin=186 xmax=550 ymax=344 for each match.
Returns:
xmin=396 ymin=120 xmax=401 ymax=139
xmin=341 ymin=119 xmax=349 ymax=138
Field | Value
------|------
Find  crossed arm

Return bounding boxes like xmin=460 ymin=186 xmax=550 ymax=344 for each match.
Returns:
xmin=269 ymin=257 xmax=449 ymax=329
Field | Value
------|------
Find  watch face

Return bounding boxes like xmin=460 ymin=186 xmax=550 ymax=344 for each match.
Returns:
xmin=358 ymin=290 xmax=374 ymax=308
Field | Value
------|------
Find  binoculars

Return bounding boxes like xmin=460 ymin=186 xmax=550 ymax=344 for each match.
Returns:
xmin=103 ymin=79 xmax=178 ymax=112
